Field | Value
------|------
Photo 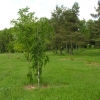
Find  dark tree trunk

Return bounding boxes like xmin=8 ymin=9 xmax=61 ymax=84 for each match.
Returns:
xmin=27 ymin=53 xmax=30 ymax=62
xmin=59 ymin=48 xmax=62 ymax=55
xmin=66 ymin=43 xmax=70 ymax=54
xmin=55 ymin=46 xmax=58 ymax=54
xmin=70 ymin=43 xmax=73 ymax=55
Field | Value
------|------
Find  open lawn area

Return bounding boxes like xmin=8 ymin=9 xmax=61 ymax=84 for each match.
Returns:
xmin=0 ymin=49 xmax=100 ymax=100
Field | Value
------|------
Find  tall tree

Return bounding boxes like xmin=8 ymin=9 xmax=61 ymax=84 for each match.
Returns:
xmin=62 ymin=2 xmax=80 ymax=54
xmin=51 ymin=2 xmax=82 ymax=55
xmin=86 ymin=20 xmax=96 ymax=46
xmin=91 ymin=0 xmax=100 ymax=47
xmin=51 ymin=5 xmax=66 ymax=54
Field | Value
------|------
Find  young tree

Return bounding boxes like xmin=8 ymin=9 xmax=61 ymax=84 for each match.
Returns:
xmin=30 ymin=18 xmax=50 ymax=87
xmin=30 ymin=29 xmax=49 ymax=87
xmin=11 ymin=7 xmax=51 ymax=87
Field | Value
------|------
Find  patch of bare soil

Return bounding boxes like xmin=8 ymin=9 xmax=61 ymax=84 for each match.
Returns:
xmin=24 ymin=84 xmax=49 ymax=90
xmin=59 ymin=58 xmax=67 ymax=60
xmin=24 ymin=84 xmax=67 ymax=90
xmin=86 ymin=62 xmax=100 ymax=66
xmin=24 ymin=84 xmax=35 ymax=90
xmin=59 ymin=58 xmax=74 ymax=61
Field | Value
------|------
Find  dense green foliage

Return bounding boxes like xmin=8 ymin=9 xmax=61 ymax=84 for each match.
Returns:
xmin=11 ymin=7 xmax=52 ymax=86
xmin=0 ymin=28 xmax=13 ymax=53
xmin=51 ymin=3 xmax=81 ymax=55
xmin=0 ymin=49 xmax=100 ymax=100
xmin=0 ymin=1 xmax=100 ymax=100
xmin=90 ymin=0 xmax=100 ymax=46
xmin=0 ymin=1 xmax=100 ymax=54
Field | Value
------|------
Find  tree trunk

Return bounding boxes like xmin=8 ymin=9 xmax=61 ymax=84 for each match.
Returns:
xmin=37 ymin=62 xmax=40 ymax=88
xmin=70 ymin=43 xmax=73 ymax=55
xmin=76 ymin=43 xmax=78 ymax=50
xmin=27 ymin=53 xmax=30 ymax=62
xmin=59 ymin=47 xmax=62 ymax=55
xmin=55 ymin=47 xmax=58 ymax=54
xmin=66 ymin=43 xmax=70 ymax=54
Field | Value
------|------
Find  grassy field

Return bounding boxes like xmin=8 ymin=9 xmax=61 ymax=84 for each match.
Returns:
xmin=0 ymin=49 xmax=100 ymax=100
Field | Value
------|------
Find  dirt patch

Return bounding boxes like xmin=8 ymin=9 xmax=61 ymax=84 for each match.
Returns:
xmin=24 ymin=84 xmax=35 ymax=90
xmin=24 ymin=84 xmax=67 ymax=90
xmin=86 ymin=61 xmax=100 ymax=67
xmin=24 ymin=84 xmax=49 ymax=90
xmin=59 ymin=58 xmax=67 ymax=60
xmin=59 ymin=58 xmax=74 ymax=61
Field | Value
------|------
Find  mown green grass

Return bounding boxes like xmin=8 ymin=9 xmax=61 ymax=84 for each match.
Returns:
xmin=0 ymin=49 xmax=100 ymax=100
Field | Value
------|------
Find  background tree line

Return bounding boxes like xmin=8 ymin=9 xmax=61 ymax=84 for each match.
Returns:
xmin=0 ymin=1 xmax=100 ymax=55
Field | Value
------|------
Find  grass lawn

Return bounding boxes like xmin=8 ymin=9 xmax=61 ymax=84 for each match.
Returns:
xmin=0 ymin=49 xmax=100 ymax=100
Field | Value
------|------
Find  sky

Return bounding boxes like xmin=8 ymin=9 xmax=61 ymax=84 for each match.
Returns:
xmin=0 ymin=0 xmax=98 ymax=30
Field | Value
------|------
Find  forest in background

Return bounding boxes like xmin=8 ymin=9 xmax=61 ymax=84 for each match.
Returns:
xmin=0 ymin=1 xmax=100 ymax=55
